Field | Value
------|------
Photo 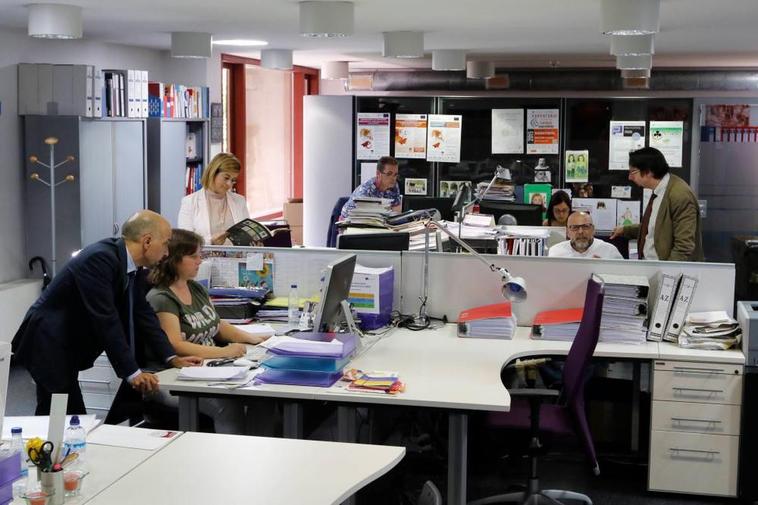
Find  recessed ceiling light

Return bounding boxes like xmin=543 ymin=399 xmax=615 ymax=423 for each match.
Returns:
xmin=213 ymin=39 xmax=268 ymax=47
xmin=28 ymin=3 xmax=82 ymax=39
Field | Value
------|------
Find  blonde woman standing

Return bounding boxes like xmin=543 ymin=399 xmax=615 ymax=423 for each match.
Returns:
xmin=178 ymin=153 xmax=249 ymax=245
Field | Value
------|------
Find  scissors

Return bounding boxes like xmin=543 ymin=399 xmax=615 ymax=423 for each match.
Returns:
xmin=28 ymin=441 xmax=55 ymax=471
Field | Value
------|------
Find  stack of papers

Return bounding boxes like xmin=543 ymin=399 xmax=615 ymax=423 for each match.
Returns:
xmin=679 ymin=311 xmax=742 ymax=350
xmin=343 ymin=369 xmax=405 ymax=394
xmin=531 ymin=308 xmax=583 ymax=341
xmin=593 ymin=273 xmax=650 ymax=344
xmin=234 ymin=323 xmax=276 ymax=338
xmin=177 ymin=366 xmax=250 ymax=381
xmin=261 ymin=335 xmax=346 ymax=357
xmin=477 ymin=181 xmax=515 ymax=201
xmin=458 ymin=302 xmax=517 ymax=339
xmin=341 ymin=197 xmax=393 ymax=227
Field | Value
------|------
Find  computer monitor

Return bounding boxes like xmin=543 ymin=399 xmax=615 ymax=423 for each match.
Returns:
xmin=312 ymin=254 xmax=357 ymax=333
xmin=337 ymin=232 xmax=410 ymax=251
xmin=478 ymin=201 xmax=543 ymax=226
xmin=403 ymin=196 xmax=455 ymax=221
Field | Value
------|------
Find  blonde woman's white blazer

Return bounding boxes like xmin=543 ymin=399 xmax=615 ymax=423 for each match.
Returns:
xmin=177 ymin=189 xmax=250 ymax=242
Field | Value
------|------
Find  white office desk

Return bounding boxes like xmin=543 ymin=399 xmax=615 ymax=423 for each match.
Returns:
xmin=157 ymin=325 xmax=745 ymax=505
xmin=86 ymin=432 xmax=404 ymax=505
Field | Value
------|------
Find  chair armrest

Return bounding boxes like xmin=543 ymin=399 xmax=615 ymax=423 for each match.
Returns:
xmin=508 ymin=388 xmax=560 ymax=399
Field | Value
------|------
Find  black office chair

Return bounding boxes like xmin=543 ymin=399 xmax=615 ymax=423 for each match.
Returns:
xmin=327 ymin=196 xmax=350 ymax=247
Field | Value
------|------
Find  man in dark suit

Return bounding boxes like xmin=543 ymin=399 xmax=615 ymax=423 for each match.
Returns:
xmin=13 ymin=210 xmax=202 ymax=414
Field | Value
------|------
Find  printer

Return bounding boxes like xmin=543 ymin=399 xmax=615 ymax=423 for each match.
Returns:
xmin=736 ymin=301 xmax=758 ymax=366
xmin=736 ymin=302 xmax=758 ymax=502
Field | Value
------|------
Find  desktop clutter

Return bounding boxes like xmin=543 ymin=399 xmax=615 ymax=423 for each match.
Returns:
xmin=1 ymin=395 xmax=89 ymax=505
xmin=181 ymin=251 xmax=404 ymax=391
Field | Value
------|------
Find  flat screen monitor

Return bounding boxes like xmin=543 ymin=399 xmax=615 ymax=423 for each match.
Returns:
xmin=312 ymin=254 xmax=357 ymax=333
xmin=478 ymin=201 xmax=543 ymax=226
xmin=403 ymin=196 xmax=455 ymax=221
xmin=337 ymin=232 xmax=410 ymax=251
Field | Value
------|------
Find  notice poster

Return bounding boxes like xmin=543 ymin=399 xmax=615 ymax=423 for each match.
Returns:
xmin=649 ymin=121 xmax=684 ymax=167
xmin=394 ymin=114 xmax=427 ymax=159
xmin=427 ymin=114 xmax=462 ymax=163
xmin=704 ymin=104 xmax=751 ymax=127
xmin=572 ymin=198 xmax=618 ymax=232
xmin=404 ymin=178 xmax=428 ymax=195
xmin=356 ymin=112 xmax=390 ymax=160
xmin=565 ymin=150 xmax=589 ymax=183
xmin=609 ymin=121 xmax=646 ymax=170
xmin=526 ymin=109 xmax=559 ymax=154
xmin=524 ymin=183 xmax=552 ymax=219
xmin=611 ymin=186 xmax=632 ymax=199
xmin=492 ymin=109 xmax=524 ymax=154
xmin=617 ymin=200 xmax=641 ymax=226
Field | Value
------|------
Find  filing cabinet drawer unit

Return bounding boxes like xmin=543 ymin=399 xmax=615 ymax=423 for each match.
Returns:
xmin=649 ymin=360 xmax=742 ymax=497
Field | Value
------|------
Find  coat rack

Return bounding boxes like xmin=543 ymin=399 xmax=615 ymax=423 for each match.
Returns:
xmin=29 ymin=136 xmax=75 ymax=276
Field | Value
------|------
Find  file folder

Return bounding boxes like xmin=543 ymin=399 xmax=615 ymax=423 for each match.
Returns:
xmin=647 ymin=272 xmax=680 ymax=341
xmin=664 ymin=274 xmax=698 ymax=342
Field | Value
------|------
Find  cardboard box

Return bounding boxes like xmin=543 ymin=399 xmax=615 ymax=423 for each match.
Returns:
xmin=283 ymin=201 xmax=303 ymax=227
xmin=290 ymin=225 xmax=303 ymax=245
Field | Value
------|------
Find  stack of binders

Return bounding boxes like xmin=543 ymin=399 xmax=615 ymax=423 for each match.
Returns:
xmin=646 ymin=273 xmax=699 ymax=343
xmin=457 ymin=302 xmax=517 ymax=339
xmin=531 ymin=308 xmax=584 ymax=341
xmin=592 ymin=273 xmax=650 ymax=344
xmin=256 ymin=333 xmax=357 ymax=387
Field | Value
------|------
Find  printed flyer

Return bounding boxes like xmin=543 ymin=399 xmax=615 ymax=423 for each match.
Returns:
xmin=356 ymin=112 xmax=390 ymax=160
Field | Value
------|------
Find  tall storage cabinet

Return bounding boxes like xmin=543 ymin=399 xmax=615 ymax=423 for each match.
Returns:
xmin=23 ymin=116 xmax=146 ymax=271
xmin=147 ymin=118 xmax=209 ymax=227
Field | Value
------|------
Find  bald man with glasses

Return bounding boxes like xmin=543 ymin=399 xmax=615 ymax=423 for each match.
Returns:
xmin=340 ymin=156 xmax=402 ymax=219
xmin=549 ymin=211 xmax=623 ymax=259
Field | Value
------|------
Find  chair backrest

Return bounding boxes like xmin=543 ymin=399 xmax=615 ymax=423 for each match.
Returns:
xmin=326 ymin=196 xmax=350 ymax=247
xmin=417 ymin=480 xmax=442 ymax=505
xmin=561 ymin=277 xmax=604 ymax=405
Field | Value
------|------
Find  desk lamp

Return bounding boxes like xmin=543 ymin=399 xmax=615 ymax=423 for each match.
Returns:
xmin=413 ymin=216 xmax=527 ymax=327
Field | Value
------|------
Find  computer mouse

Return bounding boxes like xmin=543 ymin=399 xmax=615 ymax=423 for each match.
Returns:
xmin=233 ymin=358 xmax=256 ymax=368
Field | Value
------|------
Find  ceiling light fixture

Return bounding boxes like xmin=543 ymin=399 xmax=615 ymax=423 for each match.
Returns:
xmin=610 ymin=34 xmax=654 ymax=55
xmin=432 ymin=50 xmax=466 ymax=71
xmin=322 ymin=61 xmax=349 ymax=80
xmin=299 ymin=1 xmax=354 ymax=38
xmin=466 ymin=61 xmax=495 ymax=79
xmin=616 ymin=54 xmax=653 ymax=70
xmin=28 ymin=3 xmax=82 ymax=39
xmin=601 ymin=0 xmax=660 ymax=35
xmin=382 ymin=31 xmax=424 ymax=58
xmin=261 ymin=49 xmax=293 ymax=70
xmin=212 ymin=39 xmax=268 ymax=47
xmin=171 ymin=32 xmax=212 ymax=58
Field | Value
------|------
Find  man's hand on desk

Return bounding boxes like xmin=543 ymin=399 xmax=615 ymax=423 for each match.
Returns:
xmin=130 ymin=372 xmax=160 ymax=393
xmin=170 ymin=356 xmax=203 ymax=368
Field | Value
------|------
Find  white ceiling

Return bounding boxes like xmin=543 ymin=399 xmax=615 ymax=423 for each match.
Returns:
xmin=1 ymin=0 xmax=758 ymax=69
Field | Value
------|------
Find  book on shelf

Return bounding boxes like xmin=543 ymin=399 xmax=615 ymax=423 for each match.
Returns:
xmin=226 ymin=219 xmax=273 ymax=246
xmin=148 ymin=81 xmax=210 ymax=119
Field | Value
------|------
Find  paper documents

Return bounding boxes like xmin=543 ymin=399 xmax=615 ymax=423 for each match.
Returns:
xmin=2 ymin=415 xmax=101 ymax=440
xmin=260 ymin=335 xmax=344 ymax=354
xmin=87 ymin=425 xmax=180 ymax=451
xmin=235 ymin=323 xmax=276 ymax=338
xmin=177 ymin=366 xmax=250 ymax=381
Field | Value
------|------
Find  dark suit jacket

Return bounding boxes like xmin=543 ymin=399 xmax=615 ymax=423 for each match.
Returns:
xmin=12 ymin=238 xmax=175 ymax=391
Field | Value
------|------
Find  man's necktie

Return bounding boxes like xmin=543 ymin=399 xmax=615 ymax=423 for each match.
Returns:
xmin=127 ymin=271 xmax=136 ymax=356
xmin=638 ymin=193 xmax=658 ymax=259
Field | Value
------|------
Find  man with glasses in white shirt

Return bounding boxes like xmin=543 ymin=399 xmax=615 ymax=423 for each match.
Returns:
xmin=549 ymin=211 xmax=623 ymax=259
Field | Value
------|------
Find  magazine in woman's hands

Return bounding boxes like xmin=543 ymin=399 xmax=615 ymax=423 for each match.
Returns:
xmin=226 ymin=219 xmax=272 ymax=246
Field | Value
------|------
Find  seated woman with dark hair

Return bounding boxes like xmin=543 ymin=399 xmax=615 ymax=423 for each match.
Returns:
xmin=543 ymin=190 xmax=572 ymax=227
xmin=146 ymin=228 xmax=270 ymax=433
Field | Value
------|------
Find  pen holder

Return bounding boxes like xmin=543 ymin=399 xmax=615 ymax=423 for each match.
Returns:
xmin=39 ymin=471 xmax=63 ymax=505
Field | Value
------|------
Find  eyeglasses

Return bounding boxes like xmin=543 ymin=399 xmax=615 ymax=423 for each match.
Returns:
xmin=628 ymin=168 xmax=640 ymax=176
xmin=380 ymin=171 xmax=398 ymax=178
xmin=567 ymin=224 xmax=593 ymax=232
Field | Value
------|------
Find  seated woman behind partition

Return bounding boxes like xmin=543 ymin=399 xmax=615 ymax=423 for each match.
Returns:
xmin=146 ymin=229 xmax=269 ymax=433
xmin=543 ymin=190 xmax=571 ymax=227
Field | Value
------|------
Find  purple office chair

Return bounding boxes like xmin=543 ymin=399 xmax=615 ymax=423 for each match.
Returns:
xmin=470 ymin=277 xmax=604 ymax=505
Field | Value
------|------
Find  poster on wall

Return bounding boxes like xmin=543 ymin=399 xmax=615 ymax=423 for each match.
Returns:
xmin=616 ymin=200 xmax=641 ymax=226
xmin=649 ymin=121 xmax=684 ymax=167
xmin=440 ymin=180 xmax=470 ymax=198
xmin=404 ymin=178 xmax=428 ymax=195
xmin=572 ymin=198 xmax=618 ymax=232
xmin=704 ymin=104 xmax=752 ymax=127
xmin=426 ymin=114 xmax=462 ymax=163
xmin=394 ymin=114 xmax=427 ymax=159
xmin=526 ymin=109 xmax=559 ymax=154
xmin=356 ymin=112 xmax=390 ymax=160
xmin=565 ymin=149 xmax=589 ymax=183
xmin=609 ymin=121 xmax=646 ymax=170
xmin=492 ymin=109 xmax=524 ymax=154
xmin=524 ymin=183 xmax=552 ymax=219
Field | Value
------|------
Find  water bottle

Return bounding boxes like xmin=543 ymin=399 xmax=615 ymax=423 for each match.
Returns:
xmin=288 ymin=283 xmax=299 ymax=326
xmin=63 ymin=416 xmax=87 ymax=470
xmin=10 ymin=427 xmax=28 ymax=498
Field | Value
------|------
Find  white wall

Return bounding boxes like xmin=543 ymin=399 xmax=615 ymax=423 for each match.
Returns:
xmin=0 ymin=26 xmax=218 ymax=283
